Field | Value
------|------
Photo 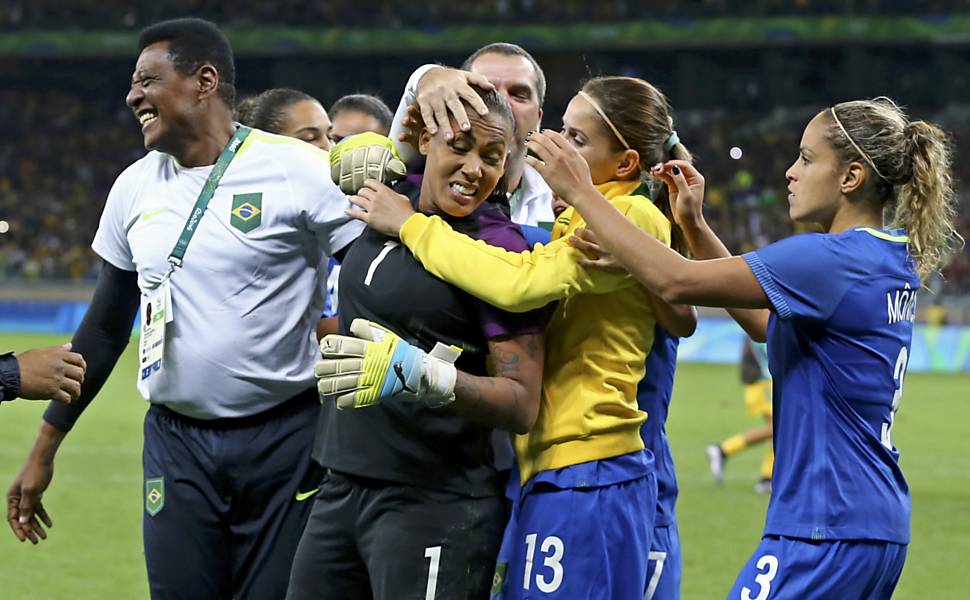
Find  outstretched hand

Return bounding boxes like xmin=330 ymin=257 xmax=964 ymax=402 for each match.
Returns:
xmin=16 ymin=343 xmax=85 ymax=403
xmin=649 ymin=160 xmax=706 ymax=228
xmin=346 ymin=180 xmax=416 ymax=237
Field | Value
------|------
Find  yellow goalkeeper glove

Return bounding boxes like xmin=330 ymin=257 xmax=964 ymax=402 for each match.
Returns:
xmin=329 ymin=132 xmax=407 ymax=195
xmin=315 ymin=318 xmax=461 ymax=409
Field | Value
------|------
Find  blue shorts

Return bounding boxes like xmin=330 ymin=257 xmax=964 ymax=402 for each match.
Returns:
xmin=492 ymin=451 xmax=657 ymax=599
xmin=143 ymin=391 xmax=322 ymax=600
xmin=728 ymin=535 xmax=907 ymax=600
xmin=645 ymin=521 xmax=682 ymax=600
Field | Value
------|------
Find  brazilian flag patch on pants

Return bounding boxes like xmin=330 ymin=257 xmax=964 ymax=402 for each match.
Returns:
xmin=491 ymin=562 xmax=508 ymax=597
xmin=145 ymin=477 xmax=165 ymax=516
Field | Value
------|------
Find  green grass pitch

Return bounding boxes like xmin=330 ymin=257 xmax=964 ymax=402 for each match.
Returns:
xmin=0 ymin=333 xmax=967 ymax=598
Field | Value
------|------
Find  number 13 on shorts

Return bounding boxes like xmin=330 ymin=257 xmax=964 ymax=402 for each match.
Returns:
xmin=522 ymin=533 xmax=565 ymax=593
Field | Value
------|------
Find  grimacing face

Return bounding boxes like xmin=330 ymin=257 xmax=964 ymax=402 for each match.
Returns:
xmin=785 ymin=112 xmax=846 ymax=226
xmin=418 ymin=109 xmax=511 ymax=218
xmin=126 ymin=41 xmax=204 ymax=154
xmin=468 ymin=53 xmax=542 ymax=154
xmin=279 ymin=99 xmax=332 ymax=150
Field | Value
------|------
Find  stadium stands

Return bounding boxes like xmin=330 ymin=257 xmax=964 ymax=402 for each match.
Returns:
xmin=3 ymin=0 xmax=969 ymax=29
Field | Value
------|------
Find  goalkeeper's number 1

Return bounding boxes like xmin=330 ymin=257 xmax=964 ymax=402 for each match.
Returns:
xmin=364 ymin=241 xmax=400 ymax=286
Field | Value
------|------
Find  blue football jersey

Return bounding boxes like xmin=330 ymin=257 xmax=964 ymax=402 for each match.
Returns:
xmin=637 ymin=324 xmax=680 ymax=527
xmin=744 ymin=227 xmax=915 ymax=544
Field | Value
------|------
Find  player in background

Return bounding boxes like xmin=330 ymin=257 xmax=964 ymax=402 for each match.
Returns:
xmin=328 ymin=93 xmax=393 ymax=144
xmin=287 ymin=89 xmax=546 ymax=600
xmin=236 ymin=87 xmax=332 ymax=150
xmin=5 ymin=19 xmax=363 ymax=599
xmin=343 ymin=76 xmax=695 ymax=599
xmin=555 ymin=97 xmax=960 ymax=598
xmin=706 ymin=338 xmax=774 ymax=494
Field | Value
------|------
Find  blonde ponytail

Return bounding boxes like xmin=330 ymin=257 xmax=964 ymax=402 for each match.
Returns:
xmin=894 ymin=120 xmax=962 ymax=281
xmin=825 ymin=98 xmax=963 ymax=282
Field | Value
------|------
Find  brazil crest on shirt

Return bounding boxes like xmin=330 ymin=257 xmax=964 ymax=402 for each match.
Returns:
xmin=231 ymin=193 xmax=262 ymax=233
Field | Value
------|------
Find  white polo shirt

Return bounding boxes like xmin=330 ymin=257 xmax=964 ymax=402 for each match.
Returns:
xmin=508 ymin=163 xmax=554 ymax=228
xmin=93 ymin=129 xmax=364 ymax=419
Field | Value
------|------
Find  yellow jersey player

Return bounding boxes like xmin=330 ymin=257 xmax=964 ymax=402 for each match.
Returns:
xmin=706 ymin=338 xmax=774 ymax=493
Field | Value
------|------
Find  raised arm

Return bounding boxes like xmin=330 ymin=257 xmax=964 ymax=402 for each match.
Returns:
xmin=523 ymin=131 xmax=771 ymax=316
xmin=648 ymin=161 xmax=770 ymax=341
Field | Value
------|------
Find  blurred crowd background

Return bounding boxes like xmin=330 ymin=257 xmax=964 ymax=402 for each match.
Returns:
xmin=1 ymin=2 xmax=968 ymax=307
xmin=3 ymin=1 xmax=969 ymax=28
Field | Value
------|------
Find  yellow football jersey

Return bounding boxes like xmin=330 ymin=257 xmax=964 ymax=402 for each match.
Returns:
xmin=399 ymin=180 xmax=672 ymax=482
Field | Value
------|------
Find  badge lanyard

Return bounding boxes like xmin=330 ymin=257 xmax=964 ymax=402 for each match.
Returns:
xmin=167 ymin=125 xmax=252 ymax=271
xmin=139 ymin=126 xmax=252 ymax=383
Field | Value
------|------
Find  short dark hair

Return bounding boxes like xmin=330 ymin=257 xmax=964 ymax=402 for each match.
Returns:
xmin=236 ymin=88 xmax=315 ymax=133
xmin=138 ymin=18 xmax=236 ymax=107
xmin=475 ymin=88 xmax=514 ymax=134
xmin=462 ymin=43 xmax=546 ymax=107
xmin=329 ymin=94 xmax=394 ymax=135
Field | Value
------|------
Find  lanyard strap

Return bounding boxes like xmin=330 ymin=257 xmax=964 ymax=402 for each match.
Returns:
xmin=167 ymin=126 xmax=252 ymax=268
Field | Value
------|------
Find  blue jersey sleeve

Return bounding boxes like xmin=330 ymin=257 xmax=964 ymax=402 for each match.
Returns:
xmin=518 ymin=224 xmax=552 ymax=247
xmin=743 ymin=233 xmax=866 ymax=322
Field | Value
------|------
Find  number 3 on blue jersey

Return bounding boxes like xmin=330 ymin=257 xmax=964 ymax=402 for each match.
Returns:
xmin=881 ymin=347 xmax=908 ymax=450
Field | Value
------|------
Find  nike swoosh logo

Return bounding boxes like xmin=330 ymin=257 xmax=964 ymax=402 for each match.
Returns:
xmin=141 ymin=208 xmax=168 ymax=220
xmin=295 ymin=488 xmax=319 ymax=502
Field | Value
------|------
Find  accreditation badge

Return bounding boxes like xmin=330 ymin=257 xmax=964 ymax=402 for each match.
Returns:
xmin=139 ymin=278 xmax=171 ymax=381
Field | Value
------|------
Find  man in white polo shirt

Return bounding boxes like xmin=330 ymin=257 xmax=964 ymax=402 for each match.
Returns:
xmin=5 ymin=18 xmax=361 ymax=600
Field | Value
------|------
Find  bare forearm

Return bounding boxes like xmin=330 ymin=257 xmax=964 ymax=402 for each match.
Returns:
xmin=649 ymin=294 xmax=697 ymax=338
xmin=452 ymin=333 xmax=543 ymax=434
xmin=28 ymin=422 xmax=67 ymax=464
xmin=680 ymin=219 xmax=769 ymax=341
xmin=453 ymin=373 xmax=535 ymax=434
xmin=569 ymin=188 xmax=769 ymax=310
xmin=569 ymin=187 xmax=689 ymax=301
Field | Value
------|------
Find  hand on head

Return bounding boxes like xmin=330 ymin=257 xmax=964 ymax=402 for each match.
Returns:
xmin=405 ymin=67 xmax=495 ymax=143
